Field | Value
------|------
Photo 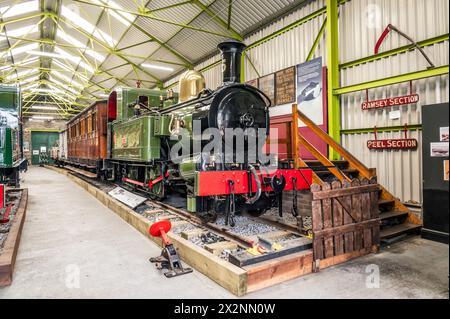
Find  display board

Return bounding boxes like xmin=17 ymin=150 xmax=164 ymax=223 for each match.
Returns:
xmin=422 ymin=103 xmax=449 ymax=244
xmin=275 ymin=67 xmax=296 ymax=106
xmin=258 ymin=74 xmax=276 ymax=107
xmin=296 ymin=57 xmax=324 ymax=127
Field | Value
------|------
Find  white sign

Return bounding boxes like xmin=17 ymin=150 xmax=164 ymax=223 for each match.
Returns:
xmin=33 ymin=150 xmax=39 ymax=155
xmin=296 ymin=57 xmax=323 ymax=127
xmin=108 ymin=187 xmax=147 ymax=209
xmin=40 ymin=146 xmax=47 ymax=152
xmin=389 ymin=110 xmax=401 ymax=120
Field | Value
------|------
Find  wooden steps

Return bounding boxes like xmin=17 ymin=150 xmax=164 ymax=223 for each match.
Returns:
xmin=380 ymin=210 xmax=409 ymax=221
xmin=380 ymin=223 xmax=422 ymax=240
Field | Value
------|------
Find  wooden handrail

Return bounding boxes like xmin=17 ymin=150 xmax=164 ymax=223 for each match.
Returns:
xmin=293 ymin=104 xmax=375 ymax=179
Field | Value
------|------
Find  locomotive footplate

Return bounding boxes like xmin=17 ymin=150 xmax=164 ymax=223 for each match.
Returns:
xmin=195 ymin=169 xmax=313 ymax=197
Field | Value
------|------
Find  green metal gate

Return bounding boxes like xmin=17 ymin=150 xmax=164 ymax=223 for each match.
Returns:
xmin=31 ymin=131 xmax=59 ymax=165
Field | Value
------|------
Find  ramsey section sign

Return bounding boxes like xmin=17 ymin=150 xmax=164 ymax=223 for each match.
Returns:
xmin=367 ymin=138 xmax=419 ymax=150
xmin=362 ymin=94 xmax=419 ymax=110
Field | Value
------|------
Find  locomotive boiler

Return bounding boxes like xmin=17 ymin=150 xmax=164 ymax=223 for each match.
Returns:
xmin=107 ymin=40 xmax=312 ymax=225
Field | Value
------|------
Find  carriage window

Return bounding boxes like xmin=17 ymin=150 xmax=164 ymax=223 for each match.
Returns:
xmin=80 ymin=119 xmax=84 ymax=135
xmin=92 ymin=113 xmax=97 ymax=132
xmin=88 ymin=114 xmax=93 ymax=133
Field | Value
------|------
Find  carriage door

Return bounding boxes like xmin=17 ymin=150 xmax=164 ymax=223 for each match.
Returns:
xmin=31 ymin=131 xmax=59 ymax=165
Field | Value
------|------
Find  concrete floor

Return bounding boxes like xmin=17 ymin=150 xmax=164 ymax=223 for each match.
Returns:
xmin=0 ymin=167 xmax=448 ymax=299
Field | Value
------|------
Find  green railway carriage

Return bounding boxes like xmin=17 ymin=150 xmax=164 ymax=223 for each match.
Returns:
xmin=0 ymin=85 xmax=27 ymax=186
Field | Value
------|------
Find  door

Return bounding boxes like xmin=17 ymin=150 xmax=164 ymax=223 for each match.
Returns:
xmin=31 ymin=131 xmax=59 ymax=165
xmin=422 ymin=103 xmax=449 ymax=243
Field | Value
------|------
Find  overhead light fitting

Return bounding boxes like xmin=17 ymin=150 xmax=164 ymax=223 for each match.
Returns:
xmin=31 ymin=115 xmax=54 ymax=121
xmin=27 ymin=50 xmax=63 ymax=59
xmin=31 ymin=105 xmax=59 ymax=111
xmin=0 ymin=43 xmax=39 ymax=59
xmin=141 ymin=63 xmax=174 ymax=72
xmin=0 ymin=24 xmax=39 ymax=41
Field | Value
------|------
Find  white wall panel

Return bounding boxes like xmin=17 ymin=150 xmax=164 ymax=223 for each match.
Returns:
xmin=162 ymin=0 xmax=449 ymax=204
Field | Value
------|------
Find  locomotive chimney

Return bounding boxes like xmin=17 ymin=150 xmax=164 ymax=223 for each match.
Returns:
xmin=218 ymin=40 xmax=247 ymax=84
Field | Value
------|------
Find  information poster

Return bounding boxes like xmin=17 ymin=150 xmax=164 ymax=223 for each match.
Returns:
xmin=275 ymin=67 xmax=296 ymax=106
xmin=444 ymin=160 xmax=449 ymax=181
xmin=430 ymin=142 xmax=449 ymax=157
xmin=296 ymin=57 xmax=323 ymax=126
xmin=258 ymin=73 xmax=276 ymax=107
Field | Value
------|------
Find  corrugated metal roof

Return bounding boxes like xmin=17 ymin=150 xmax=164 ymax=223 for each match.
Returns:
xmin=0 ymin=0 xmax=309 ymax=118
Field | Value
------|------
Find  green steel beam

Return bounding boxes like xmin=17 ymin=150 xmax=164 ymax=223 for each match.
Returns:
xmin=246 ymin=7 xmax=327 ymax=51
xmin=227 ymin=0 xmax=233 ymax=30
xmin=306 ymin=17 xmax=327 ymax=62
xmin=71 ymin=0 xmax=237 ymax=40
xmin=3 ymin=34 xmax=187 ymax=67
xmin=145 ymin=0 xmax=193 ymax=13
xmin=191 ymin=0 xmax=243 ymax=41
xmin=341 ymin=124 xmax=422 ymax=135
xmin=326 ymin=0 xmax=341 ymax=161
xmin=0 ymin=11 xmax=45 ymax=28
xmin=145 ymin=0 xmax=221 ymax=68
xmin=335 ymin=65 xmax=449 ymax=95
xmin=340 ymin=33 xmax=449 ymax=70
xmin=50 ymin=13 xmax=161 ymax=82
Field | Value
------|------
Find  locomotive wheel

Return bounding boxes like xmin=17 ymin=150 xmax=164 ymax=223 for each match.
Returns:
xmin=199 ymin=211 xmax=218 ymax=224
xmin=246 ymin=209 xmax=267 ymax=217
xmin=244 ymin=195 xmax=271 ymax=217
xmin=146 ymin=165 xmax=165 ymax=200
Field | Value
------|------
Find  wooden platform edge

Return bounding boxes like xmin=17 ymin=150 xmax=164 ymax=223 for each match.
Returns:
xmin=47 ymin=166 xmax=376 ymax=296
xmin=0 ymin=189 xmax=29 ymax=286
xmin=46 ymin=166 xmax=248 ymax=296
xmin=314 ymin=245 xmax=380 ymax=272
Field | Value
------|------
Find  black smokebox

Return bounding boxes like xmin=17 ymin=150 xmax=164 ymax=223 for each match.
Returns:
xmin=218 ymin=40 xmax=247 ymax=84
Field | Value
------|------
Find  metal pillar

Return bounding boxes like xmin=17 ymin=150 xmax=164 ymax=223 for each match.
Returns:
xmin=326 ymin=0 xmax=341 ymax=160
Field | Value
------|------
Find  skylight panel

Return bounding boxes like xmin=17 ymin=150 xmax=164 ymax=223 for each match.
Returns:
xmin=57 ymin=28 xmax=105 ymax=62
xmin=0 ymin=24 xmax=39 ymax=40
xmin=61 ymin=5 xmax=116 ymax=47
xmin=0 ymin=0 xmax=39 ymax=19
xmin=20 ymin=75 xmax=39 ymax=86
xmin=91 ymin=0 xmax=135 ymax=27
xmin=5 ymin=68 xmax=35 ymax=81
xmin=49 ymin=76 xmax=81 ymax=96
xmin=0 ymin=42 xmax=39 ymax=58
xmin=54 ymin=46 xmax=95 ymax=74
xmin=53 ymin=60 xmax=90 ymax=82
xmin=52 ymin=70 xmax=85 ymax=89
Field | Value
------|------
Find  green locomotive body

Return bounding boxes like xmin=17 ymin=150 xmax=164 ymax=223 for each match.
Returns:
xmin=0 ymin=85 xmax=27 ymax=186
xmin=110 ymin=87 xmax=178 ymax=163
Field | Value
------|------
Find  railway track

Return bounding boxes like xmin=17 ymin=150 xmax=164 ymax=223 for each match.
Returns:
xmin=64 ymin=166 xmax=313 ymax=266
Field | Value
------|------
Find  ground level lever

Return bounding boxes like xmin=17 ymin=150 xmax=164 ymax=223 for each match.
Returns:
xmin=148 ymin=220 xmax=193 ymax=278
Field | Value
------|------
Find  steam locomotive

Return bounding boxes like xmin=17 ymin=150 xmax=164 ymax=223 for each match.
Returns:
xmin=53 ymin=40 xmax=312 ymax=225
